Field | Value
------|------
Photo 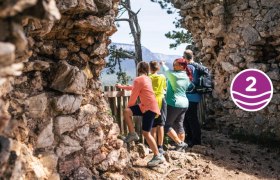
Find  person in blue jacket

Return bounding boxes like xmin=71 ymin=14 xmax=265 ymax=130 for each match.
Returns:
xmin=183 ymin=49 xmax=202 ymax=147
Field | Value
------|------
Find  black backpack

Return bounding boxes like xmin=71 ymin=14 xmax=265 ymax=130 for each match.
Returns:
xmin=187 ymin=62 xmax=213 ymax=94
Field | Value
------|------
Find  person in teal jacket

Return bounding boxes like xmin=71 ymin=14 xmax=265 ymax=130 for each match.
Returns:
xmin=160 ymin=58 xmax=192 ymax=151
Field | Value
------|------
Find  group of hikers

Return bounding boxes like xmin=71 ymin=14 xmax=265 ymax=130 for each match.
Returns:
xmin=116 ymin=49 xmax=203 ymax=167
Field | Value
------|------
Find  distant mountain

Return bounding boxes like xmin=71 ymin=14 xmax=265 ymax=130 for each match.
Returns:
xmin=110 ymin=43 xmax=180 ymax=63
xmin=100 ymin=43 xmax=180 ymax=85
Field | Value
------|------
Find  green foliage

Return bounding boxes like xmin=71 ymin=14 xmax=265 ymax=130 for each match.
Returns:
xmin=165 ymin=30 xmax=193 ymax=49
xmin=106 ymin=45 xmax=134 ymax=84
xmin=150 ymin=0 xmax=193 ymax=49
xmin=116 ymin=71 xmax=132 ymax=84
xmin=150 ymin=0 xmax=174 ymax=14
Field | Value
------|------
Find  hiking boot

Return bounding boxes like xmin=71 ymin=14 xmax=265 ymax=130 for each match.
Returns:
xmin=147 ymin=154 xmax=165 ymax=167
xmin=158 ymin=147 xmax=165 ymax=155
xmin=124 ymin=132 xmax=139 ymax=143
xmin=175 ymin=141 xmax=188 ymax=152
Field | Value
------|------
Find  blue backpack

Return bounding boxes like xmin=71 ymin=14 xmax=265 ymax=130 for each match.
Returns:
xmin=187 ymin=62 xmax=213 ymax=94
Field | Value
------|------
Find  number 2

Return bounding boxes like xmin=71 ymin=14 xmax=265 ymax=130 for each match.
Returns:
xmin=246 ymin=77 xmax=257 ymax=92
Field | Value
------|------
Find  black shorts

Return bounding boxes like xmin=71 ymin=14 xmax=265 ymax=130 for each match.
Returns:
xmin=129 ymin=105 xmax=156 ymax=132
xmin=152 ymin=98 xmax=167 ymax=127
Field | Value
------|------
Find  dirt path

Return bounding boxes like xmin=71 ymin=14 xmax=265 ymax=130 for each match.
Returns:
xmin=125 ymin=130 xmax=280 ymax=179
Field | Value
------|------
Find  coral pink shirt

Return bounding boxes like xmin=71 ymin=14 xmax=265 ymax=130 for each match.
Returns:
xmin=118 ymin=75 xmax=160 ymax=115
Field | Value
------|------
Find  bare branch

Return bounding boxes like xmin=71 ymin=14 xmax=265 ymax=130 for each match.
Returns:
xmin=115 ymin=18 xmax=131 ymax=23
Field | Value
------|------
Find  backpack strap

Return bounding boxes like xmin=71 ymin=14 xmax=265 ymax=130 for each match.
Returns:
xmin=189 ymin=62 xmax=209 ymax=75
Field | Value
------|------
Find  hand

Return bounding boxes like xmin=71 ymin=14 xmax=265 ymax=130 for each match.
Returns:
xmin=115 ymin=84 xmax=121 ymax=88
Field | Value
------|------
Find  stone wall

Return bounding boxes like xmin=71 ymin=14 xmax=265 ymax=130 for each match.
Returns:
xmin=0 ymin=0 xmax=130 ymax=179
xmin=173 ymin=0 xmax=280 ymax=141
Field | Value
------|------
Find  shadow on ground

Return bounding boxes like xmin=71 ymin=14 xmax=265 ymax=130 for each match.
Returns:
xmin=123 ymin=130 xmax=280 ymax=179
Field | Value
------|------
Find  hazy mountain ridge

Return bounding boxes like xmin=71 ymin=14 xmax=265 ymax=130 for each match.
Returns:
xmin=110 ymin=43 xmax=180 ymax=63
xmin=101 ymin=43 xmax=180 ymax=85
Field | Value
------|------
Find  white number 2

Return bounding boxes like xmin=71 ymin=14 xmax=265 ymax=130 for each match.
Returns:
xmin=245 ymin=76 xmax=257 ymax=92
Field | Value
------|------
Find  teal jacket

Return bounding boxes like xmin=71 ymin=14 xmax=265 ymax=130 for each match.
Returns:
xmin=162 ymin=64 xmax=190 ymax=108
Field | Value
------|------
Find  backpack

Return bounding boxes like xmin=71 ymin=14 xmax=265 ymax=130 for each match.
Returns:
xmin=187 ymin=62 xmax=213 ymax=94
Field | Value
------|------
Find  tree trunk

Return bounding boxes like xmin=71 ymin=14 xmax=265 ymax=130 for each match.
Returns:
xmin=125 ymin=0 xmax=142 ymax=65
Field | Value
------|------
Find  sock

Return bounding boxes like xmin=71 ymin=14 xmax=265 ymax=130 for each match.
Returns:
xmin=158 ymin=145 xmax=163 ymax=149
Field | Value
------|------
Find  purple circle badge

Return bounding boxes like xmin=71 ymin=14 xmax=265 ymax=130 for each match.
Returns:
xmin=230 ymin=69 xmax=273 ymax=112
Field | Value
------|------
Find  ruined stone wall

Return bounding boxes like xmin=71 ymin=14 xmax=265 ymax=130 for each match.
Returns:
xmin=173 ymin=0 xmax=280 ymax=140
xmin=0 ymin=0 xmax=130 ymax=179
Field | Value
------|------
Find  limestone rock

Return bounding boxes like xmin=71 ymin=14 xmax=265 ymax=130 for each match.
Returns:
xmin=221 ymin=62 xmax=238 ymax=73
xmin=48 ymin=173 xmax=60 ymax=180
xmin=202 ymin=38 xmax=218 ymax=47
xmin=98 ymin=150 xmax=120 ymax=171
xmin=39 ymin=153 xmax=58 ymax=172
xmin=0 ymin=0 xmax=37 ymax=18
xmin=83 ymin=131 xmax=104 ymax=153
xmin=94 ymin=0 xmax=113 ymax=13
xmin=92 ymin=42 xmax=108 ymax=56
xmin=0 ymin=136 xmax=11 ymax=166
xmin=57 ymin=0 xmax=98 ymax=14
xmin=62 ymin=135 xmax=80 ymax=146
xmin=263 ymin=9 xmax=279 ymax=22
xmin=26 ymin=93 xmax=48 ymax=119
xmin=229 ymin=54 xmax=243 ymax=65
xmin=249 ymin=0 xmax=258 ymax=9
xmin=93 ymin=152 xmax=107 ymax=165
xmin=107 ymin=123 xmax=120 ymax=140
xmin=55 ymin=116 xmax=77 ymax=135
xmin=75 ymin=124 xmax=90 ymax=140
xmin=57 ymin=136 xmax=82 ymax=157
xmin=73 ymin=167 xmax=93 ymax=180
xmin=246 ymin=63 xmax=269 ymax=72
xmin=101 ymin=172 xmax=126 ymax=180
xmin=242 ymin=25 xmax=262 ymax=45
xmin=271 ymin=94 xmax=280 ymax=104
xmin=55 ymin=48 xmax=69 ymax=60
xmin=58 ymin=156 xmax=81 ymax=176
xmin=74 ymin=15 xmax=113 ymax=32
xmin=260 ymin=0 xmax=280 ymax=7
xmin=53 ymin=94 xmax=82 ymax=114
xmin=37 ymin=120 xmax=54 ymax=148
xmin=51 ymin=61 xmax=87 ymax=94
xmin=23 ymin=60 xmax=51 ymax=72
xmin=0 ymin=42 xmax=15 ymax=67
xmin=267 ymin=69 xmax=280 ymax=81
xmin=211 ymin=5 xmax=224 ymax=16
xmin=78 ymin=104 xmax=98 ymax=126
xmin=209 ymin=24 xmax=224 ymax=37
xmin=40 ymin=44 xmax=54 ymax=55
xmin=0 ymin=63 xmax=23 ymax=77
xmin=11 ymin=23 xmax=28 ymax=52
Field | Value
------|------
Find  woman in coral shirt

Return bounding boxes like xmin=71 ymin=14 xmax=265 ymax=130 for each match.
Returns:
xmin=116 ymin=61 xmax=165 ymax=167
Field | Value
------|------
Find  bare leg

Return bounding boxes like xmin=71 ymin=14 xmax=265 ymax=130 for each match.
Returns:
xmin=167 ymin=128 xmax=181 ymax=144
xmin=123 ymin=108 xmax=135 ymax=133
xmin=157 ymin=126 xmax=164 ymax=146
xmin=178 ymin=133 xmax=185 ymax=142
xmin=151 ymin=127 xmax=157 ymax=142
xmin=142 ymin=131 xmax=159 ymax=155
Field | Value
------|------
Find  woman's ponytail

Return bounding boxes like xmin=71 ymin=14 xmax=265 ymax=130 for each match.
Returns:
xmin=175 ymin=58 xmax=193 ymax=81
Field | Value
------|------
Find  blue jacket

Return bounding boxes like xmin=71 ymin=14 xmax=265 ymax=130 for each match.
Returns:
xmin=186 ymin=64 xmax=202 ymax=103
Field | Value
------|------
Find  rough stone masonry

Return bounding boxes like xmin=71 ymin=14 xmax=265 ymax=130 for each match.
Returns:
xmin=0 ymin=0 xmax=129 ymax=179
xmin=1 ymin=0 xmax=280 ymax=179
xmin=173 ymin=0 xmax=280 ymax=141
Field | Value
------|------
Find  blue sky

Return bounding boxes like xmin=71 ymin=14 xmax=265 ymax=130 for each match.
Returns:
xmin=111 ymin=0 xmax=188 ymax=56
